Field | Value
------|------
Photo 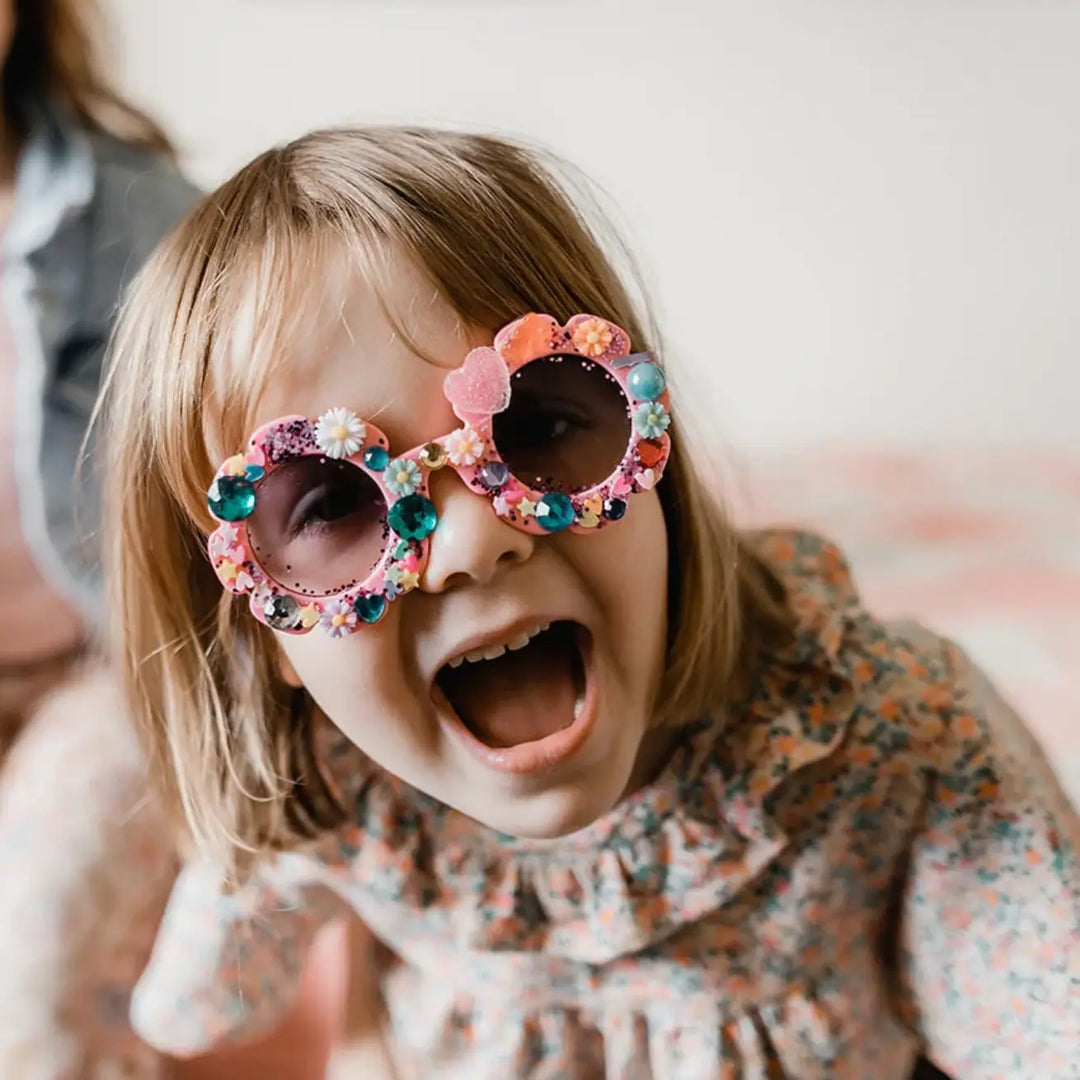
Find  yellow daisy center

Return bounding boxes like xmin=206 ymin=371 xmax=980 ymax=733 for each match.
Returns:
xmin=331 ymin=613 xmax=349 ymax=628
xmin=331 ymin=423 xmax=350 ymax=442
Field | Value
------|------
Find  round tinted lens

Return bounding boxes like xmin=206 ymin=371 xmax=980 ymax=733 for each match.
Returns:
xmin=246 ymin=456 xmax=388 ymax=597
xmin=492 ymin=355 xmax=631 ymax=494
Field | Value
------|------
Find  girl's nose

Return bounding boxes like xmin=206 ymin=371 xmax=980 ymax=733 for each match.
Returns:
xmin=420 ymin=469 xmax=535 ymax=593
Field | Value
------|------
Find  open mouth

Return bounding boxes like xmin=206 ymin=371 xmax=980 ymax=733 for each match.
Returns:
xmin=435 ymin=621 xmax=591 ymax=760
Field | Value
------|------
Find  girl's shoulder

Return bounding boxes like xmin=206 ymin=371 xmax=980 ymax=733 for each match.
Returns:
xmin=725 ymin=528 xmax=1028 ymax=812
xmin=86 ymin=133 xmax=200 ymax=242
xmin=81 ymin=133 xmax=200 ymax=303
xmin=745 ymin=526 xmax=965 ymax=701
xmin=14 ymin=112 xmax=200 ymax=270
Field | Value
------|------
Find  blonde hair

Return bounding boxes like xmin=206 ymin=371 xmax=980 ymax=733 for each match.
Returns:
xmin=102 ymin=127 xmax=792 ymax=866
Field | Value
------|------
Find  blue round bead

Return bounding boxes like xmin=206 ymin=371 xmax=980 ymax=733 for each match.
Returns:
xmin=363 ymin=445 xmax=390 ymax=472
xmin=208 ymin=476 xmax=256 ymax=522
xmin=627 ymin=362 xmax=666 ymax=402
xmin=536 ymin=492 xmax=575 ymax=532
xmin=388 ymin=493 xmax=438 ymax=540
xmin=602 ymin=497 xmax=627 ymax=521
xmin=353 ymin=593 xmax=388 ymax=624
xmin=479 ymin=461 xmax=510 ymax=490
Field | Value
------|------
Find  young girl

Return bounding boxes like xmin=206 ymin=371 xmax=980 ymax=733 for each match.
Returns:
xmin=103 ymin=126 xmax=1079 ymax=1079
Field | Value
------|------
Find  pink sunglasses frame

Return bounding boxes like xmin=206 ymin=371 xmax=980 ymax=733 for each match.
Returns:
xmin=205 ymin=312 xmax=673 ymax=635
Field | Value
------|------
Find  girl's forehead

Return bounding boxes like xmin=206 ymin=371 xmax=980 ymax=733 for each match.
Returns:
xmin=252 ymin=263 xmax=488 ymax=450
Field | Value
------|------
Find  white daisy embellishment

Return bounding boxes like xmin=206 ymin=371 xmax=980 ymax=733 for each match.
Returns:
xmin=315 ymin=408 xmax=366 ymax=459
xmin=445 ymin=427 xmax=485 ymax=468
xmin=320 ymin=597 xmax=358 ymax=638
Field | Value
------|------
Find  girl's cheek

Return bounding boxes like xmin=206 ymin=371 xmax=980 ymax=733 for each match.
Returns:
xmin=278 ymin=630 xmax=395 ymax=709
xmin=573 ymin=493 xmax=668 ymax=611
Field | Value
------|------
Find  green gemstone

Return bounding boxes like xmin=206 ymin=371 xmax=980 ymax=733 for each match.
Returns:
xmin=363 ymin=445 xmax=390 ymax=472
xmin=387 ymin=493 xmax=438 ymax=540
xmin=536 ymin=492 xmax=575 ymax=532
xmin=353 ymin=593 xmax=388 ymax=624
xmin=208 ymin=475 xmax=256 ymax=521
xmin=392 ymin=540 xmax=412 ymax=560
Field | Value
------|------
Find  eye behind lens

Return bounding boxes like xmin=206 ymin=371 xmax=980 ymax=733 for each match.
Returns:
xmin=492 ymin=354 xmax=631 ymax=495
xmin=246 ymin=455 xmax=389 ymax=596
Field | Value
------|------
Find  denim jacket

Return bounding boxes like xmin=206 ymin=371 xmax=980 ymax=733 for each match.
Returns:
xmin=1 ymin=109 xmax=198 ymax=621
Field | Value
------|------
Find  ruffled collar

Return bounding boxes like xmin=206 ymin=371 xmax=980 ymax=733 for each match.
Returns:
xmin=319 ymin=530 xmax=862 ymax=964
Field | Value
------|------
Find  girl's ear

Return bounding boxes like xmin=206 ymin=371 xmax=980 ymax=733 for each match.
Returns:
xmin=276 ymin=644 xmax=304 ymax=689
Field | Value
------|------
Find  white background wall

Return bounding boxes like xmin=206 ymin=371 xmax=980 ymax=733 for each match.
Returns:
xmin=102 ymin=0 xmax=1079 ymax=451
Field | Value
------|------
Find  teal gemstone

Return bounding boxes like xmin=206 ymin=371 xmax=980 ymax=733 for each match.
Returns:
xmin=388 ymin=493 xmax=438 ymax=540
xmin=208 ymin=476 xmax=256 ymax=521
xmin=627 ymin=361 xmax=666 ymax=402
xmin=244 ymin=463 xmax=265 ymax=482
xmin=353 ymin=593 xmax=387 ymax=624
xmin=363 ymin=445 xmax=390 ymax=472
xmin=392 ymin=539 xmax=412 ymax=560
xmin=536 ymin=492 xmax=575 ymax=532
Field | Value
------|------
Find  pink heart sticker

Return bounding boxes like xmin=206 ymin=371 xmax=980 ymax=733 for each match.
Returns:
xmin=444 ymin=347 xmax=511 ymax=419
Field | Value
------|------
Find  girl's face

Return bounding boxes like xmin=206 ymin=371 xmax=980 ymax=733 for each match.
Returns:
xmin=258 ymin=258 xmax=672 ymax=839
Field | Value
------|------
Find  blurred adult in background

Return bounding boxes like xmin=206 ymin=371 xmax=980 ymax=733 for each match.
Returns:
xmin=0 ymin=0 xmax=197 ymax=1075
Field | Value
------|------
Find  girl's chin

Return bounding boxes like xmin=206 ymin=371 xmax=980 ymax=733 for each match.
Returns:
xmin=451 ymin=720 xmax=645 ymax=842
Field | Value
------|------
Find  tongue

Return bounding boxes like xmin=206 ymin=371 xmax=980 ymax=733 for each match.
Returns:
xmin=440 ymin=625 xmax=583 ymax=748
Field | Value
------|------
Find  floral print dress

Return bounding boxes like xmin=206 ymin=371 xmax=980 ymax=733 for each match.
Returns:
xmin=131 ymin=532 xmax=1080 ymax=1079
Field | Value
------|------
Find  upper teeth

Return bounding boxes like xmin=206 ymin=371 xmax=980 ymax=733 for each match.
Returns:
xmin=446 ymin=623 xmax=550 ymax=669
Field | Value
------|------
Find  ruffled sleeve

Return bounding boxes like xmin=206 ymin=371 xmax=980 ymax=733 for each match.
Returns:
xmin=130 ymin=851 xmax=348 ymax=1055
xmin=896 ymin=633 xmax=1080 ymax=1078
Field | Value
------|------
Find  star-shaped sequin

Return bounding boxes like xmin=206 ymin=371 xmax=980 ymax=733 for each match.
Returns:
xmin=396 ymin=569 xmax=420 ymax=592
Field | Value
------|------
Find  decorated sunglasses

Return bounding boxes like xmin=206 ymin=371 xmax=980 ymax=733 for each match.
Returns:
xmin=206 ymin=312 xmax=672 ymax=635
